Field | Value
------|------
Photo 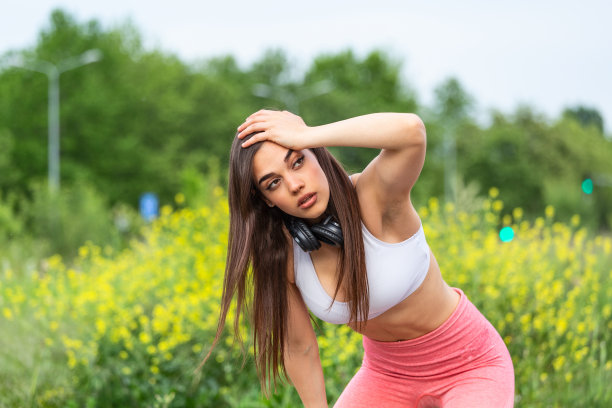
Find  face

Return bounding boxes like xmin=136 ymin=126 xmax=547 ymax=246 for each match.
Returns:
xmin=252 ymin=142 xmax=330 ymax=221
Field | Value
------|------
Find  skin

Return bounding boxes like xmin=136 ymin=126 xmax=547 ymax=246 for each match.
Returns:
xmin=241 ymin=110 xmax=461 ymax=407
xmin=252 ymin=143 xmax=330 ymax=222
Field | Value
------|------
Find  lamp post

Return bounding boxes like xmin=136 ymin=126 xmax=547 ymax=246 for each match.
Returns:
xmin=8 ymin=49 xmax=102 ymax=192
xmin=443 ymin=122 xmax=457 ymax=203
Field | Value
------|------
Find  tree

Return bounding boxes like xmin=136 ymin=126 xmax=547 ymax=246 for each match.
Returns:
xmin=301 ymin=49 xmax=418 ymax=173
xmin=563 ymin=105 xmax=604 ymax=134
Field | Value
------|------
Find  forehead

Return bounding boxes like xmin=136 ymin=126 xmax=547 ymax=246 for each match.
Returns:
xmin=252 ymin=142 xmax=292 ymax=176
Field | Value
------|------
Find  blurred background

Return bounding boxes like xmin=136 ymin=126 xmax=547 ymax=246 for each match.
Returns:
xmin=1 ymin=1 xmax=611 ymax=407
xmin=1 ymin=0 xmax=611 ymax=262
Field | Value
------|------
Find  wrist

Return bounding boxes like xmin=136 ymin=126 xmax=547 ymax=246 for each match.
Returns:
xmin=301 ymin=125 xmax=325 ymax=149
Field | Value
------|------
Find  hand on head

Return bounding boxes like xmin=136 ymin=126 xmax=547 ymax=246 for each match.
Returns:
xmin=237 ymin=109 xmax=310 ymax=149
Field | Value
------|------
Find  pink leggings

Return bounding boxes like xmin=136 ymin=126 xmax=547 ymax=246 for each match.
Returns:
xmin=334 ymin=288 xmax=514 ymax=407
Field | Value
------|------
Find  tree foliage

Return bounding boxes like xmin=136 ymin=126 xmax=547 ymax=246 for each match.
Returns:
xmin=0 ymin=8 xmax=611 ymax=239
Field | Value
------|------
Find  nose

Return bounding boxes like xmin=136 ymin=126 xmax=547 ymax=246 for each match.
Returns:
xmin=286 ymin=175 xmax=304 ymax=194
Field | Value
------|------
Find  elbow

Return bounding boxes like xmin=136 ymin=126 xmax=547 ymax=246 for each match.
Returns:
xmin=403 ymin=113 xmax=427 ymax=148
xmin=285 ymin=339 xmax=319 ymax=358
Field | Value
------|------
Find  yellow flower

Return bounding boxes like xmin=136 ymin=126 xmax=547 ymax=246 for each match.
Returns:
xmin=545 ymin=205 xmax=555 ymax=219
xmin=161 ymin=205 xmax=173 ymax=217
xmin=553 ymin=356 xmax=566 ymax=371
xmin=174 ymin=193 xmax=185 ymax=205
xmin=512 ymin=207 xmax=524 ymax=220
xmin=95 ymin=319 xmax=106 ymax=335
xmin=429 ymin=197 xmax=439 ymax=213
xmin=2 ymin=308 xmax=13 ymax=320
xmin=78 ymin=246 xmax=89 ymax=258
xmin=139 ymin=332 xmax=152 ymax=344
xmin=489 ymin=187 xmax=500 ymax=198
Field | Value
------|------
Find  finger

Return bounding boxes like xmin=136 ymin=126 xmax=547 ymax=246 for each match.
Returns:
xmin=237 ymin=118 xmax=263 ymax=137
xmin=246 ymin=110 xmax=270 ymax=122
xmin=241 ymin=131 xmax=267 ymax=148
xmin=237 ymin=122 xmax=269 ymax=139
xmin=237 ymin=120 xmax=250 ymax=133
xmin=237 ymin=111 xmax=271 ymax=133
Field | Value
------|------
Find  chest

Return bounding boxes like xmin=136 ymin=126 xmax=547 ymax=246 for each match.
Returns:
xmin=309 ymin=246 xmax=347 ymax=302
xmin=305 ymin=226 xmax=431 ymax=311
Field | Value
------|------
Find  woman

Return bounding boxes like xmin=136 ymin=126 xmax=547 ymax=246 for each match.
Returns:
xmin=206 ymin=110 xmax=514 ymax=407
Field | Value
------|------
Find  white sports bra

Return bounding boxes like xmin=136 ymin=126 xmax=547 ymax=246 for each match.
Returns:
xmin=292 ymin=221 xmax=431 ymax=324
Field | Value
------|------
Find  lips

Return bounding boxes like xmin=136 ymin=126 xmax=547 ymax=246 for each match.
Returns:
xmin=298 ymin=193 xmax=317 ymax=208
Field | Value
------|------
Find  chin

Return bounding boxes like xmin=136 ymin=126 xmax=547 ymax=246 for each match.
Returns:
xmin=303 ymin=199 xmax=329 ymax=223
xmin=282 ymin=200 xmax=328 ymax=222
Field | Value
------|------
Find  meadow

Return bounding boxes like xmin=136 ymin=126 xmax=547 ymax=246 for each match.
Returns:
xmin=1 ymin=186 xmax=611 ymax=407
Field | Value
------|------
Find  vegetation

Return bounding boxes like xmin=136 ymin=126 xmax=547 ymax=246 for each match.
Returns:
xmin=1 ymin=190 xmax=611 ymax=407
xmin=1 ymin=8 xmax=612 ymax=407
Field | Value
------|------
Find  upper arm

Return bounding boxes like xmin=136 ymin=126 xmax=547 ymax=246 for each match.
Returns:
xmin=285 ymin=282 xmax=318 ymax=350
xmin=358 ymin=114 xmax=426 ymax=208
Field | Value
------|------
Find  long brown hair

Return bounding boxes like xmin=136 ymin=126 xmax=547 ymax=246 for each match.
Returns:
xmin=201 ymin=132 xmax=368 ymax=394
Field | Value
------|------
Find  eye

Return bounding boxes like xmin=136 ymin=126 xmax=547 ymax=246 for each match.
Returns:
xmin=266 ymin=178 xmax=281 ymax=191
xmin=292 ymin=155 xmax=304 ymax=169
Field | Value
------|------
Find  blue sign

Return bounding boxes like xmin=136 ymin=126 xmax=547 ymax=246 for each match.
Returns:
xmin=139 ymin=192 xmax=159 ymax=221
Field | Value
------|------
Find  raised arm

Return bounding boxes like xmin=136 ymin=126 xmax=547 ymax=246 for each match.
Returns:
xmin=238 ymin=110 xmax=426 ymax=209
xmin=284 ymin=282 xmax=328 ymax=407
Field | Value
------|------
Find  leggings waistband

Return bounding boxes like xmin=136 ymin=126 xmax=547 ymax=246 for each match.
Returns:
xmin=362 ymin=288 xmax=501 ymax=378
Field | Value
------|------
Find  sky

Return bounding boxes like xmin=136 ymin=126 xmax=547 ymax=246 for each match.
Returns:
xmin=2 ymin=0 xmax=611 ymax=132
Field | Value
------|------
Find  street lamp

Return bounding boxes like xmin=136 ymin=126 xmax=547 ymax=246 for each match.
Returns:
xmin=252 ymin=79 xmax=334 ymax=115
xmin=7 ymin=49 xmax=102 ymax=192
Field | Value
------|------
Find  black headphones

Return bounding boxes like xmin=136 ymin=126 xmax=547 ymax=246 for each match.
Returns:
xmin=283 ymin=214 xmax=344 ymax=252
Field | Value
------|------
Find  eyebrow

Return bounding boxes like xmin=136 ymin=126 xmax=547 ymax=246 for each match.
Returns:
xmin=257 ymin=149 xmax=295 ymax=186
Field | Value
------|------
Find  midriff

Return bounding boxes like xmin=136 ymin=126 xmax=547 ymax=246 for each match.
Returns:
xmin=348 ymin=249 xmax=460 ymax=342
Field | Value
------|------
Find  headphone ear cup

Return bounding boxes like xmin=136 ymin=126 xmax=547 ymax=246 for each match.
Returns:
xmin=311 ymin=216 xmax=344 ymax=247
xmin=283 ymin=216 xmax=321 ymax=252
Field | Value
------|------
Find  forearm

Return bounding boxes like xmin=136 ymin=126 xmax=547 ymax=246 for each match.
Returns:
xmin=284 ymin=343 xmax=328 ymax=407
xmin=304 ymin=112 xmax=425 ymax=150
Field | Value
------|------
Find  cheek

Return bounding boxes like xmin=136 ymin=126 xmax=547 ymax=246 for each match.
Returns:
xmin=315 ymin=168 xmax=329 ymax=191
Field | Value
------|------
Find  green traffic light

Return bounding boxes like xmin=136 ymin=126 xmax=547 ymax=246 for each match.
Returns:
xmin=582 ymin=178 xmax=593 ymax=194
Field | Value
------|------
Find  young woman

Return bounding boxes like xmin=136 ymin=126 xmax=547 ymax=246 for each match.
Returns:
xmin=206 ymin=110 xmax=515 ymax=407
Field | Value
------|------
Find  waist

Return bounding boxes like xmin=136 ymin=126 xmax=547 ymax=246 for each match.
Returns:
xmin=361 ymin=288 xmax=506 ymax=377
xmin=350 ymin=259 xmax=458 ymax=341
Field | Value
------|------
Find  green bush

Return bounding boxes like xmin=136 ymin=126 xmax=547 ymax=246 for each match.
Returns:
xmin=21 ymin=181 xmax=123 ymax=259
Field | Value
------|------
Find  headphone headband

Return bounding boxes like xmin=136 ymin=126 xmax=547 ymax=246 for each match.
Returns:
xmin=284 ymin=215 xmax=344 ymax=252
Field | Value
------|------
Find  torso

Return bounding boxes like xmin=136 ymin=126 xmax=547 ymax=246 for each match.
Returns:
xmin=288 ymin=173 xmax=460 ymax=342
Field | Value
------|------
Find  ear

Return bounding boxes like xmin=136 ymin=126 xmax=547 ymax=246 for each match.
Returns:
xmin=264 ymin=197 xmax=275 ymax=208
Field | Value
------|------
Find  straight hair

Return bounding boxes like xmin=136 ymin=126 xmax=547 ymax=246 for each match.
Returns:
xmin=200 ymin=133 xmax=368 ymax=394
